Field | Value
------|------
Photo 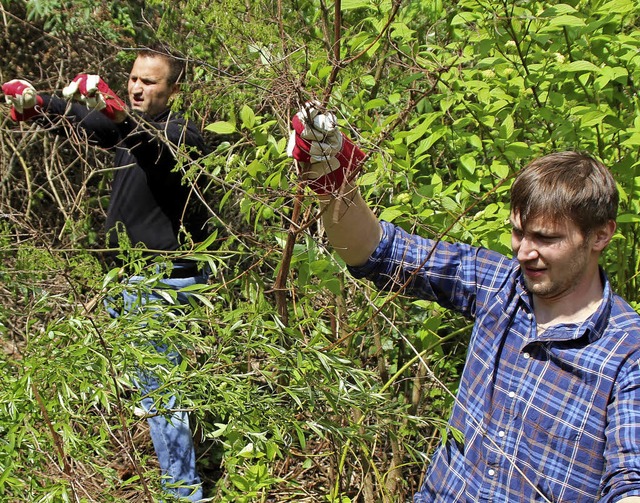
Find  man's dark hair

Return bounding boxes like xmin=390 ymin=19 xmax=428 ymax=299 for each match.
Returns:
xmin=137 ymin=43 xmax=186 ymax=85
xmin=510 ymin=151 xmax=619 ymax=237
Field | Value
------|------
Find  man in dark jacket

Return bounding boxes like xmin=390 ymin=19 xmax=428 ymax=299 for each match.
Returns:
xmin=3 ymin=47 xmax=209 ymax=501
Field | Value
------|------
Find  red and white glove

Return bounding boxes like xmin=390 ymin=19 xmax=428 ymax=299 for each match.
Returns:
xmin=2 ymin=79 xmax=43 ymax=121
xmin=62 ymin=74 xmax=126 ymax=121
xmin=287 ymin=102 xmax=365 ymax=194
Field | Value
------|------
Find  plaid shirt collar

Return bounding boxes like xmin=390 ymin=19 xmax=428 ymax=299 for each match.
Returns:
xmin=513 ymin=263 xmax=612 ymax=345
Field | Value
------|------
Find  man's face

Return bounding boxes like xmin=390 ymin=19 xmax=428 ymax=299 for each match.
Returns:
xmin=510 ymin=213 xmax=597 ymax=302
xmin=127 ymin=55 xmax=177 ymax=117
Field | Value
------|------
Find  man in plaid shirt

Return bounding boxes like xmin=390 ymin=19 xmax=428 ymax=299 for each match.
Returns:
xmin=288 ymin=104 xmax=640 ymax=502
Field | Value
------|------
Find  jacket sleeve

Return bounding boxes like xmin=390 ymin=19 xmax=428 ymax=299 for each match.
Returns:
xmin=39 ymin=94 xmax=121 ymax=149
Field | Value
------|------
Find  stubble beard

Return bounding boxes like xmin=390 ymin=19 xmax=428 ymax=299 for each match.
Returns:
xmin=523 ymin=246 xmax=590 ymax=301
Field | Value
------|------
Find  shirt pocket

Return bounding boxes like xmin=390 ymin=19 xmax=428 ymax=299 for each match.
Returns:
xmin=522 ymin=404 xmax=582 ymax=450
xmin=517 ymin=369 xmax=606 ymax=490
xmin=520 ymin=342 xmax=605 ymax=445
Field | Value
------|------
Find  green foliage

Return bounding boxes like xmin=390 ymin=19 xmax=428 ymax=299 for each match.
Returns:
xmin=3 ymin=0 xmax=640 ymax=501
xmin=23 ymin=0 xmax=140 ymax=39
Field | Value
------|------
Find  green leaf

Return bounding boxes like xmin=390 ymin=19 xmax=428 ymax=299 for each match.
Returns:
xmin=540 ymin=3 xmax=578 ymax=16
xmin=595 ymin=0 xmax=635 ymax=14
xmin=415 ymin=128 xmax=447 ymax=156
xmin=490 ymin=161 xmax=510 ymax=179
xmin=324 ymin=278 xmax=342 ymax=296
xmin=579 ymin=110 xmax=607 ymax=128
xmin=451 ymin=11 xmax=480 ymax=26
xmin=617 ymin=213 xmax=640 ymax=223
xmin=459 ymin=153 xmax=476 ymax=175
xmin=600 ymin=66 xmax=628 ymax=82
xmin=238 ymin=442 xmax=259 ymax=458
xmin=504 ymin=142 xmax=532 ymax=158
xmin=155 ymin=289 xmax=176 ymax=304
xmin=378 ymin=206 xmax=404 ymax=223
xmin=547 ymin=15 xmax=586 ymax=28
xmin=499 ymin=114 xmax=515 ymax=140
xmin=205 ymin=121 xmax=237 ymax=134
xmin=449 ymin=426 xmax=465 ymax=446
xmin=103 ymin=267 xmax=121 ymax=287
xmin=391 ymin=22 xmax=415 ymax=42
xmin=229 ymin=473 xmax=252 ymax=492
xmin=194 ymin=231 xmax=220 ymax=252
xmin=341 ymin=0 xmax=373 ymax=10
xmin=240 ymin=105 xmax=256 ymax=129
xmin=364 ymin=98 xmax=387 ymax=111
xmin=441 ymin=196 xmax=459 ymax=213
xmin=621 ymin=132 xmax=640 ymax=147
xmin=247 ymin=159 xmax=266 ymax=177
xmin=358 ymin=172 xmax=379 ymax=186
xmin=562 ymin=60 xmax=601 ymax=74
xmin=406 ymin=112 xmax=443 ymax=145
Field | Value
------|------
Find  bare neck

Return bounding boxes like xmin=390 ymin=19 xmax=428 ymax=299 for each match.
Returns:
xmin=533 ymin=266 xmax=604 ymax=326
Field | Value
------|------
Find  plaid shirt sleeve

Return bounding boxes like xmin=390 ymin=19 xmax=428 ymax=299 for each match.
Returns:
xmin=599 ymin=302 xmax=640 ymax=502
xmin=348 ymin=220 xmax=512 ymax=317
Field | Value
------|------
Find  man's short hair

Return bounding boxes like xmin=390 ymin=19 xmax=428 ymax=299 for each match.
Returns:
xmin=510 ymin=151 xmax=619 ymax=237
xmin=137 ymin=43 xmax=186 ymax=85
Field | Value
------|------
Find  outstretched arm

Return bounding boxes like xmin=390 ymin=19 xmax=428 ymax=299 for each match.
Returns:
xmin=320 ymin=186 xmax=381 ymax=267
xmin=2 ymin=78 xmax=121 ymax=148
xmin=288 ymin=103 xmax=381 ymax=266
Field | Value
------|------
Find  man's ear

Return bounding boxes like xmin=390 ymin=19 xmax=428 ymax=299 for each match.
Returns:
xmin=592 ymin=220 xmax=616 ymax=252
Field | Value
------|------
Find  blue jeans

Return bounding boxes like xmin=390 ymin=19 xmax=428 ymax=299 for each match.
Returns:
xmin=106 ymin=268 xmax=207 ymax=501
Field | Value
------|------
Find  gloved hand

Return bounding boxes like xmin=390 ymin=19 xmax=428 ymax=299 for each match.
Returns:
xmin=62 ymin=74 xmax=126 ymax=121
xmin=2 ymin=79 xmax=43 ymax=121
xmin=287 ymin=102 xmax=365 ymax=194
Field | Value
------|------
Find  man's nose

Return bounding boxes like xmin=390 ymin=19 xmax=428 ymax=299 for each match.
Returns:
xmin=517 ymin=237 xmax=538 ymax=261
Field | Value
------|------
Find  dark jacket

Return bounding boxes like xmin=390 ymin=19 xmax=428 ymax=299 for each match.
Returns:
xmin=41 ymin=95 xmax=209 ymax=252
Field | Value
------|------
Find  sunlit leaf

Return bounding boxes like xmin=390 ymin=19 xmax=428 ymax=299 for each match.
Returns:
xmin=205 ymin=121 xmax=237 ymax=134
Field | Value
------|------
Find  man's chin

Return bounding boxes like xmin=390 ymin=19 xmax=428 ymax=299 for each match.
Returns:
xmin=524 ymin=278 xmax=550 ymax=297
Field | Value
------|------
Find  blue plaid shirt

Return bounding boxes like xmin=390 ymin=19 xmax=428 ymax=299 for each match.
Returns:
xmin=349 ymin=221 xmax=640 ymax=502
